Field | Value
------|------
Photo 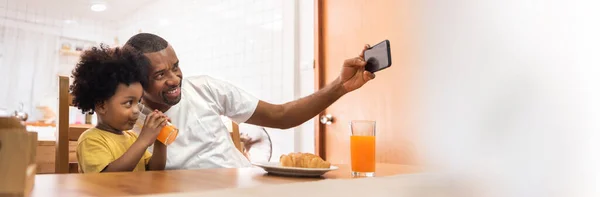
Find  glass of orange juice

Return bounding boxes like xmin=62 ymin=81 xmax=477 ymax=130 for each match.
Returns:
xmin=155 ymin=122 xmax=179 ymax=145
xmin=350 ymin=120 xmax=376 ymax=177
xmin=134 ymin=103 xmax=179 ymax=145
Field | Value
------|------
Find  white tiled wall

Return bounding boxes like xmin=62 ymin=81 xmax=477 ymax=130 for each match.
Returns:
xmin=0 ymin=6 xmax=116 ymax=120
xmin=0 ymin=7 xmax=116 ymax=44
xmin=118 ymin=0 xmax=287 ymax=105
xmin=117 ymin=0 xmax=316 ymax=159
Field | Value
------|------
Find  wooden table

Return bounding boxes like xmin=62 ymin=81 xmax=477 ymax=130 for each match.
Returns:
xmin=31 ymin=163 xmax=420 ymax=197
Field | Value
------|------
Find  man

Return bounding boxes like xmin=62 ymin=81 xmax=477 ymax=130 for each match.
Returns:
xmin=125 ymin=33 xmax=374 ymax=169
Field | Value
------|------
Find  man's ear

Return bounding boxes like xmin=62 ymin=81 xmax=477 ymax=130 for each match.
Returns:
xmin=95 ymin=101 xmax=107 ymax=115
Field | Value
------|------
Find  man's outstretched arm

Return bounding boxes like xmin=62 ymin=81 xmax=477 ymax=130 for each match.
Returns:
xmin=246 ymin=45 xmax=375 ymax=129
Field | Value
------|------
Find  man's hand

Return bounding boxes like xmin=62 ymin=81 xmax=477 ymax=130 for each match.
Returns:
xmin=339 ymin=45 xmax=376 ymax=93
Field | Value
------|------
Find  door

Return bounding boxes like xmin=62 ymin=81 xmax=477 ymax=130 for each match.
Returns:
xmin=314 ymin=0 xmax=417 ymax=165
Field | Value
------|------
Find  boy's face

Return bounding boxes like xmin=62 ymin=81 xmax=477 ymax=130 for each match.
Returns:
xmin=142 ymin=45 xmax=183 ymax=108
xmin=96 ymin=83 xmax=143 ymax=131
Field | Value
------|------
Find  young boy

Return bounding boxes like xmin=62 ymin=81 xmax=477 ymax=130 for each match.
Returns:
xmin=70 ymin=44 xmax=168 ymax=173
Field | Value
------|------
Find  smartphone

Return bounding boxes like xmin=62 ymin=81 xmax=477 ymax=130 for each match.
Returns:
xmin=363 ymin=40 xmax=392 ymax=73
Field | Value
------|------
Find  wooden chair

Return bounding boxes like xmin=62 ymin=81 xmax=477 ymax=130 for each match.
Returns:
xmin=226 ymin=121 xmax=273 ymax=162
xmin=220 ymin=116 xmax=244 ymax=153
xmin=56 ymin=76 xmax=84 ymax=173
xmin=229 ymin=121 xmax=243 ymax=153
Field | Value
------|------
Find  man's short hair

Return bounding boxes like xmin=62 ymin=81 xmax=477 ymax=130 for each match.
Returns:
xmin=125 ymin=33 xmax=168 ymax=53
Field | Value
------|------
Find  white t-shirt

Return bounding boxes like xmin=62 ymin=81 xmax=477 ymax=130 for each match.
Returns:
xmin=162 ymin=75 xmax=259 ymax=169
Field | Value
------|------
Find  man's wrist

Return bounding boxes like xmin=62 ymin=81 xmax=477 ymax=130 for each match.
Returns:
xmin=333 ymin=77 xmax=348 ymax=96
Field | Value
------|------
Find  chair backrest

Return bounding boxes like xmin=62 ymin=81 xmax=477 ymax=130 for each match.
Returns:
xmin=230 ymin=121 xmax=243 ymax=153
xmin=56 ymin=76 xmax=81 ymax=173
xmin=221 ymin=116 xmax=243 ymax=153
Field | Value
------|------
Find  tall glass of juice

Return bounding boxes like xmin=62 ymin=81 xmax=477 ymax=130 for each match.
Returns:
xmin=350 ymin=120 xmax=376 ymax=177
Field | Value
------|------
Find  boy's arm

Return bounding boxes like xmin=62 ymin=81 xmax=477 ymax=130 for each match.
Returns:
xmin=104 ymin=109 xmax=166 ymax=172
xmin=146 ymin=141 xmax=167 ymax=170
xmin=102 ymin=140 xmax=151 ymax=172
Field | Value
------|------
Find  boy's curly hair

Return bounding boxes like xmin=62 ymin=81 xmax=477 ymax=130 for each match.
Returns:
xmin=70 ymin=44 xmax=149 ymax=114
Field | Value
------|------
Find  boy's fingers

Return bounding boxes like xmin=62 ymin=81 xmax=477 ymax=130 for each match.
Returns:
xmin=148 ymin=112 xmax=163 ymax=127
xmin=144 ymin=112 xmax=155 ymax=124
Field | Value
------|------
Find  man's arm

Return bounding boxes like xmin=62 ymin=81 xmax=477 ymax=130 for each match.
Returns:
xmin=246 ymin=45 xmax=375 ymax=129
xmin=246 ymin=78 xmax=345 ymax=129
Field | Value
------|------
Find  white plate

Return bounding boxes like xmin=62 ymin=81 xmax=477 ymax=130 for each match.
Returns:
xmin=252 ymin=162 xmax=339 ymax=177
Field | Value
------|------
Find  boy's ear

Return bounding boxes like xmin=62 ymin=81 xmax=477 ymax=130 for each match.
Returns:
xmin=95 ymin=101 xmax=107 ymax=115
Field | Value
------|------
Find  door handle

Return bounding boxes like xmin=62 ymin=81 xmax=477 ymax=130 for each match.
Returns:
xmin=320 ymin=114 xmax=334 ymax=125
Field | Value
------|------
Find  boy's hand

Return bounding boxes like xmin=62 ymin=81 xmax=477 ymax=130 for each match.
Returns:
xmin=138 ymin=110 xmax=168 ymax=146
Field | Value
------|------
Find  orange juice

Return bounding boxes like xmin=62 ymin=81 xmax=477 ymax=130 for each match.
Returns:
xmin=156 ymin=123 xmax=179 ymax=145
xmin=350 ymin=135 xmax=376 ymax=172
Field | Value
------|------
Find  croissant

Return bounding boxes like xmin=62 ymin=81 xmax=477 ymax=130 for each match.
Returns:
xmin=279 ymin=153 xmax=331 ymax=168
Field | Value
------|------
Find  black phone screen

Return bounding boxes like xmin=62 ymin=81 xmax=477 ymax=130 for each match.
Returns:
xmin=363 ymin=40 xmax=391 ymax=73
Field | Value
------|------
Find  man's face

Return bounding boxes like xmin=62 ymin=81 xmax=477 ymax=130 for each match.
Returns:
xmin=143 ymin=45 xmax=183 ymax=107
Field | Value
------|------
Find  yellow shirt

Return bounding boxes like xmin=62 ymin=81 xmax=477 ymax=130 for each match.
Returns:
xmin=76 ymin=127 xmax=151 ymax=173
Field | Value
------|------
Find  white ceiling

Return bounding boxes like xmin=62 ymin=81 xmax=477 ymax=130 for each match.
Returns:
xmin=0 ymin=0 xmax=157 ymax=23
